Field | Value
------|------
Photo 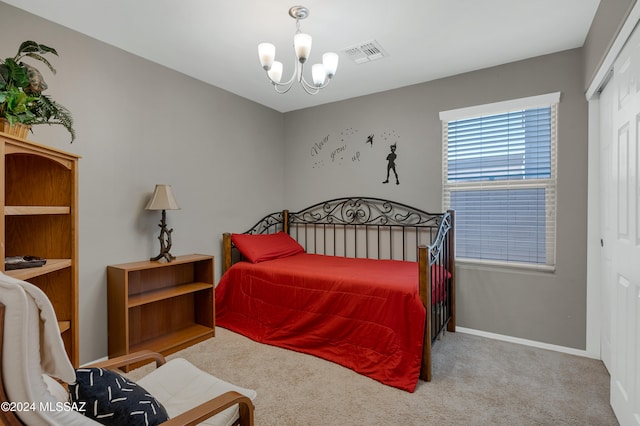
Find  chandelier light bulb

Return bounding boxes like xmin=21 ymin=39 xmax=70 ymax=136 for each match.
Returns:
xmin=268 ymin=61 xmax=283 ymax=83
xmin=294 ymin=33 xmax=312 ymax=63
xmin=312 ymin=64 xmax=326 ymax=86
xmin=257 ymin=5 xmax=338 ymax=95
xmin=258 ymin=43 xmax=276 ymax=70
xmin=322 ymin=52 xmax=339 ymax=78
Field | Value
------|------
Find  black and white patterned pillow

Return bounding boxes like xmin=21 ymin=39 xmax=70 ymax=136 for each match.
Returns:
xmin=70 ymin=368 xmax=169 ymax=426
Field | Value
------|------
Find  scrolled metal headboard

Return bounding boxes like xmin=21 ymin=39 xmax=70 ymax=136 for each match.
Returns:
xmin=243 ymin=211 xmax=285 ymax=235
xmin=236 ymin=197 xmax=451 ymax=263
xmin=288 ymin=197 xmax=443 ymax=227
xmin=428 ymin=211 xmax=452 ymax=264
xmin=287 ymin=197 xmax=446 ymax=262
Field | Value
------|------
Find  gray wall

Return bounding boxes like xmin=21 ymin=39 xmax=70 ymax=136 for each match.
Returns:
xmin=583 ymin=0 xmax=636 ymax=90
xmin=0 ymin=2 xmax=285 ymax=364
xmin=284 ymin=49 xmax=589 ymax=349
xmin=1 ymin=1 xmax=630 ymax=361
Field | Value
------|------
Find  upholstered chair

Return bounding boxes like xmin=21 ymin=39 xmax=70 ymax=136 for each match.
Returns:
xmin=0 ymin=272 xmax=255 ymax=425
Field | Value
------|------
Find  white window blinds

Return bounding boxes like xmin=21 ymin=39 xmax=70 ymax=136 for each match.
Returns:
xmin=440 ymin=93 xmax=559 ymax=269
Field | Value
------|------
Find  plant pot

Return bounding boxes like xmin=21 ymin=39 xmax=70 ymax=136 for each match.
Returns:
xmin=0 ymin=118 xmax=30 ymax=139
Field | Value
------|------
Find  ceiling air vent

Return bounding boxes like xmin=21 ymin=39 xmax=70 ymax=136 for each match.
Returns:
xmin=342 ymin=40 xmax=388 ymax=64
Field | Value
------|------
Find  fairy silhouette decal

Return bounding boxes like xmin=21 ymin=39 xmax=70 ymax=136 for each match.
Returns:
xmin=383 ymin=143 xmax=399 ymax=185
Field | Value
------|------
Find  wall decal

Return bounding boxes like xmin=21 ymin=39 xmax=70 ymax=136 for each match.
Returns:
xmin=382 ymin=143 xmax=399 ymax=185
xmin=311 ymin=134 xmax=330 ymax=158
xmin=378 ymin=130 xmax=399 ymax=145
xmin=307 ymin=128 xmax=401 ymax=175
xmin=331 ymin=145 xmax=347 ymax=163
xmin=340 ymin=127 xmax=358 ymax=141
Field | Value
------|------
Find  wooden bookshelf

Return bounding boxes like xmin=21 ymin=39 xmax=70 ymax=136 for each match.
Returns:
xmin=107 ymin=254 xmax=215 ymax=370
xmin=0 ymin=133 xmax=80 ymax=366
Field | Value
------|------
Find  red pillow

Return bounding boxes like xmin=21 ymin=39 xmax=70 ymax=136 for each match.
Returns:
xmin=231 ymin=232 xmax=305 ymax=263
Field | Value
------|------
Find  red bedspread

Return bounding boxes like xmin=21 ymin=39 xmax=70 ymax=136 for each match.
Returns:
xmin=215 ymin=253 xmax=427 ymax=392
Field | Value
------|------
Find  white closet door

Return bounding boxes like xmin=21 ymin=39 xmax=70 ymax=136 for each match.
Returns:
xmin=605 ymin=21 xmax=640 ymax=425
xmin=599 ymin=73 xmax=613 ymax=373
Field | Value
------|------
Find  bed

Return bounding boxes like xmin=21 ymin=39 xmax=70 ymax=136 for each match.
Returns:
xmin=215 ymin=197 xmax=455 ymax=392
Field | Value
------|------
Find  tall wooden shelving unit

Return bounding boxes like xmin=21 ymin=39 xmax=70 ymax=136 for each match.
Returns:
xmin=0 ymin=132 xmax=80 ymax=366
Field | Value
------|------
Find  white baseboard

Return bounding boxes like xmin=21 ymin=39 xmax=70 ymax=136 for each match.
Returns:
xmin=83 ymin=329 xmax=598 ymax=366
xmin=456 ymin=327 xmax=601 ymax=360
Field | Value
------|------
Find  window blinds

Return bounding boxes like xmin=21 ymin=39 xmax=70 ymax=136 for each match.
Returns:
xmin=441 ymin=94 xmax=558 ymax=268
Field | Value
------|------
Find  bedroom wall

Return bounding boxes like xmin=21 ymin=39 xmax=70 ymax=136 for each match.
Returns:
xmin=0 ymin=2 xmax=285 ymax=364
xmin=283 ymin=49 xmax=589 ymax=350
xmin=1 ymin=1 xmax=619 ymax=361
xmin=582 ymin=0 xmax=636 ymax=90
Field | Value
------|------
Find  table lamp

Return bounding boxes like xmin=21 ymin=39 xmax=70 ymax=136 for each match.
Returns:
xmin=145 ymin=184 xmax=180 ymax=262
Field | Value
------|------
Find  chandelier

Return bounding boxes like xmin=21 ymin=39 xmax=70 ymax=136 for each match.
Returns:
xmin=258 ymin=5 xmax=339 ymax=95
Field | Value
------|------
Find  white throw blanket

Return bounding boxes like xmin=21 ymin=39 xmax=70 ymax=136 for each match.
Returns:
xmin=0 ymin=272 xmax=76 ymax=383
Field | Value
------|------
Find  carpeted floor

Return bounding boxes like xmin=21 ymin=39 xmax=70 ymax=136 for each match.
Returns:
xmin=127 ymin=327 xmax=618 ymax=425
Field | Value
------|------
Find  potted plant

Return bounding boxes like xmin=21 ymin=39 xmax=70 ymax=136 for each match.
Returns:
xmin=0 ymin=41 xmax=75 ymax=142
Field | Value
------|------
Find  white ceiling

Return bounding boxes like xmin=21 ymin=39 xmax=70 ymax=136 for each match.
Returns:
xmin=2 ymin=0 xmax=601 ymax=113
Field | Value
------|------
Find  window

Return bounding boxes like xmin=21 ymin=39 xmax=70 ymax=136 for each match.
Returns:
xmin=440 ymin=93 xmax=559 ymax=270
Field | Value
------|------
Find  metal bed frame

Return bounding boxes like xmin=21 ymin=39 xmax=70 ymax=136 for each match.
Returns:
xmin=222 ymin=197 xmax=455 ymax=382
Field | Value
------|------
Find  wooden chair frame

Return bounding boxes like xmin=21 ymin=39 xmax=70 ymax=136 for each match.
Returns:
xmin=0 ymin=303 xmax=254 ymax=426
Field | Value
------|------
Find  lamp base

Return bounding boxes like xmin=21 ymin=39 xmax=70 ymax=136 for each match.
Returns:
xmin=151 ymin=209 xmax=175 ymax=262
xmin=150 ymin=251 xmax=175 ymax=263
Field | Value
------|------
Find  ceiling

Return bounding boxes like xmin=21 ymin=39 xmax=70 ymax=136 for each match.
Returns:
xmin=2 ymin=0 xmax=601 ymax=113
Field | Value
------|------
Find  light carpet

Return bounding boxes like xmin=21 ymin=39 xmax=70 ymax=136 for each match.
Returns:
xmin=127 ymin=327 xmax=618 ymax=425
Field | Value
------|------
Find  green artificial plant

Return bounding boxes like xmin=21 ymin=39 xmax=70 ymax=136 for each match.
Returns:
xmin=0 ymin=41 xmax=76 ymax=142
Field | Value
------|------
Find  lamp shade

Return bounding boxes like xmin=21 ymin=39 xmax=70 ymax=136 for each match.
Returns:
xmin=311 ymin=64 xmax=326 ymax=86
xmin=322 ymin=52 xmax=339 ymax=77
xmin=268 ymin=61 xmax=284 ymax=83
xmin=294 ymin=33 xmax=312 ymax=62
xmin=258 ymin=43 xmax=275 ymax=70
xmin=145 ymin=184 xmax=181 ymax=210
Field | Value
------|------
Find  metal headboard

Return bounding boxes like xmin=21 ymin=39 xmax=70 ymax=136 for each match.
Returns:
xmin=241 ymin=197 xmax=449 ymax=263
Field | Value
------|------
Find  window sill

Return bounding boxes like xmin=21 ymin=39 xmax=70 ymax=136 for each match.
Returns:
xmin=455 ymin=257 xmax=556 ymax=274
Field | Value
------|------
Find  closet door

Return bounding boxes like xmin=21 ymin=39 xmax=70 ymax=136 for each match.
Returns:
xmin=599 ymin=74 xmax=613 ymax=373
xmin=605 ymin=22 xmax=640 ymax=425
